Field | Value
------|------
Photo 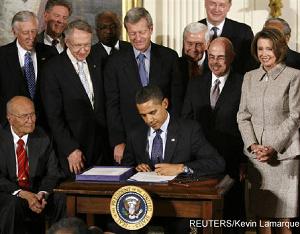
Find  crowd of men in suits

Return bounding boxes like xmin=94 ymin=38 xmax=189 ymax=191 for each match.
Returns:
xmin=0 ymin=0 xmax=300 ymax=233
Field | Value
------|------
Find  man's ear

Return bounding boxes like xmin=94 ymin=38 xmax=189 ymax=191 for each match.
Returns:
xmin=162 ymin=98 xmax=169 ymax=109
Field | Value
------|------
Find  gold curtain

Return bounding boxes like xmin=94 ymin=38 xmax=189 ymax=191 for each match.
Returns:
xmin=269 ymin=0 xmax=283 ymax=18
xmin=122 ymin=0 xmax=143 ymax=40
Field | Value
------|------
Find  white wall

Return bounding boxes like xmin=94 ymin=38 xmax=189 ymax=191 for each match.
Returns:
xmin=144 ymin=0 xmax=300 ymax=55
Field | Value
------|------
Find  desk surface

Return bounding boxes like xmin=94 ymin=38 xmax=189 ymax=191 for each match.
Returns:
xmin=55 ymin=178 xmax=222 ymax=200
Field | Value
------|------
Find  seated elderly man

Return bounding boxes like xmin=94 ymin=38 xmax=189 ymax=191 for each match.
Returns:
xmin=0 ymin=96 xmax=65 ymax=234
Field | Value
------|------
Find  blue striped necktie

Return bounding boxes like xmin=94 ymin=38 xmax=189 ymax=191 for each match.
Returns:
xmin=137 ymin=53 xmax=148 ymax=86
xmin=24 ymin=51 xmax=36 ymax=99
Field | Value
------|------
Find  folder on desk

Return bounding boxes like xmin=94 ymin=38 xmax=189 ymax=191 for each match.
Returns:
xmin=75 ymin=166 xmax=135 ymax=182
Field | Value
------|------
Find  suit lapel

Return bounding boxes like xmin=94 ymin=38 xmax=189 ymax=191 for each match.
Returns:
xmin=62 ymin=53 xmax=93 ymax=108
xmin=214 ymin=72 xmax=234 ymax=109
xmin=149 ymin=43 xmax=162 ymax=85
xmin=87 ymin=56 xmax=99 ymax=109
xmin=7 ymin=41 xmax=26 ymax=84
xmin=164 ymin=118 xmax=179 ymax=163
xmin=124 ymin=49 xmax=141 ymax=89
xmin=27 ymin=132 xmax=40 ymax=179
xmin=220 ymin=18 xmax=233 ymax=38
xmin=5 ymin=130 xmax=17 ymax=181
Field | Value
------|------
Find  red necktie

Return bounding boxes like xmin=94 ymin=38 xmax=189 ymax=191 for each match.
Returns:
xmin=17 ymin=139 xmax=29 ymax=189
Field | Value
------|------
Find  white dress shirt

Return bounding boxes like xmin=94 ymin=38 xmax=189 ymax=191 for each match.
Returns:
xmin=17 ymin=40 xmax=37 ymax=81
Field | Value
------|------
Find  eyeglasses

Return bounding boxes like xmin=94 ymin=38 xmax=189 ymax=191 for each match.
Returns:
xmin=10 ymin=112 xmax=36 ymax=121
xmin=68 ymin=41 xmax=92 ymax=51
xmin=208 ymin=54 xmax=226 ymax=62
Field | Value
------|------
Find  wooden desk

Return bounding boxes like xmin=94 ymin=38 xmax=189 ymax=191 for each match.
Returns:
xmin=55 ymin=179 xmax=223 ymax=234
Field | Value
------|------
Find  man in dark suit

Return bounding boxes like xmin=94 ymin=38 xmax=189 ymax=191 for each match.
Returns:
xmin=121 ymin=85 xmax=224 ymax=234
xmin=264 ymin=17 xmax=300 ymax=70
xmin=179 ymin=22 xmax=210 ymax=93
xmin=104 ymin=7 xmax=184 ymax=164
xmin=0 ymin=96 xmax=65 ymax=234
xmin=199 ymin=0 xmax=257 ymax=74
xmin=41 ymin=19 xmax=108 ymax=177
xmin=0 ymin=11 xmax=57 ymax=129
xmin=37 ymin=0 xmax=72 ymax=53
xmin=90 ymin=10 xmax=131 ymax=66
xmin=182 ymin=37 xmax=246 ymax=234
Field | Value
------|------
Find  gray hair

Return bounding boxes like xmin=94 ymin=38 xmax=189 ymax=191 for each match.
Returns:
xmin=183 ymin=22 xmax=210 ymax=43
xmin=11 ymin=11 xmax=38 ymax=31
xmin=64 ymin=19 xmax=92 ymax=39
xmin=124 ymin=7 xmax=153 ymax=28
xmin=264 ymin=17 xmax=291 ymax=37
xmin=45 ymin=0 xmax=72 ymax=15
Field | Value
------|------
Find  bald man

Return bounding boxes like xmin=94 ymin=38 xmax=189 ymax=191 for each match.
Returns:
xmin=264 ymin=17 xmax=300 ymax=70
xmin=183 ymin=37 xmax=246 ymax=234
xmin=0 ymin=96 xmax=65 ymax=234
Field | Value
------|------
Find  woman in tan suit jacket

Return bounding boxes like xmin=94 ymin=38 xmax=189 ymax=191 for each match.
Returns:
xmin=237 ymin=28 xmax=300 ymax=234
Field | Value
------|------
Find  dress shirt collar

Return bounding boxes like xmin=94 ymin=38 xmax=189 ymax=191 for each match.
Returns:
xmin=211 ymin=70 xmax=229 ymax=92
xmin=44 ymin=33 xmax=63 ymax=45
xmin=11 ymin=126 xmax=28 ymax=146
xmin=207 ymin=19 xmax=225 ymax=37
xmin=133 ymin=44 xmax=151 ymax=60
xmin=67 ymin=48 xmax=87 ymax=66
xmin=16 ymin=39 xmax=36 ymax=57
xmin=101 ymin=40 xmax=120 ymax=55
xmin=198 ymin=52 xmax=206 ymax=66
xmin=149 ymin=112 xmax=170 ymax=135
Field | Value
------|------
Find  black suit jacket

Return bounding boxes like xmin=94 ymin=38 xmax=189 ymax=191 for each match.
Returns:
xmin=104 ymin=42 xmax=184 ymax=147
xmin=90 ymin=40 xmax=131 ymax=67
xmin=199 ymin=18 xmax=258 ymax=74
xmin=0 ymin=40 xmax=58 ymax=127
xmin=286 ymin=47 xmax=300 ymax=70
xmin=178 ymin=54 xmax=209 ymax=94
xmin=0 ymin=126 xmax=61 ymax=194
xmin=182 ymin=71 xmax=246 ymax=179
xmin=122 ymin=117 xmax=225 ymax=176
xmin=41 ymin=51 xmax=108 ymax=176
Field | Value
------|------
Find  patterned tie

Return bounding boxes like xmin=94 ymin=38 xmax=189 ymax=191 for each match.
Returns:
xmin=137 ymin=53 xmax=148 ymax=87
xmin=151 ymin=129 xmax=163 ymax=166
xmin=211 ymin=27 xmax=218 ymax=40
xmin=77 ymin=61 xmax=94 ymax=107
xmin=52 ymin=39 xmax=59 ymax=47
xmin=210 ymin=79 xmax=220 ymax=109
xmin=24 ymin=51 xmax=36 ymax=99
xmin=16 ymin=139 xmax=29 ymax=189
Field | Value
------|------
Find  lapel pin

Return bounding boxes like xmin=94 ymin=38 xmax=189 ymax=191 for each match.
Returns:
xmin=41 ymin=57 xmax=46 ymax=60
xmin=93 ymin=64 xmax=96 ymax=68
xmin=171 ymin=138 xmax=175 ymax=142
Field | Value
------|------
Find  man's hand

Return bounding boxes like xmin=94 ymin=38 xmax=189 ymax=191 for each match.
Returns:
xmin=114 ymin=143 xmax=125 ymax=164
xmin=154 ymin=163 xmax=184 ymax=176
xmin=67 ymin=149 xmax=85 ymax=174
xmin=18 ymin=190 xmax=46 ymax=214
xmin=135 ymin=163 xmax=152 ymax=172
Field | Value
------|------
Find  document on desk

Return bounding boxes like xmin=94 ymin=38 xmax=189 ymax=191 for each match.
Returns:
xmin=76 ymin=166 xmax=134 ymax=181
xmin=128 ymin=172 xmax=176 ymax=183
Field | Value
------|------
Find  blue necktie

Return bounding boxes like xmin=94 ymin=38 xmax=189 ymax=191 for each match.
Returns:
xmin=137 ymin=53 xmax=148 ymax=87
xmin=24 ymin=51 xmax=36 ymax=99
xmin=151 ymin=129 xmax=163 ymax=166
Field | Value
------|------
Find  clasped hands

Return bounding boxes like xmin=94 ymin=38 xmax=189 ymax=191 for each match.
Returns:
xmin=135 ymin=163 xmax=183 ymax=176
xmin=250 ymin=143 xmax=277 ymax=162
xmin=19 ymin=190 xmax=47 ymax=214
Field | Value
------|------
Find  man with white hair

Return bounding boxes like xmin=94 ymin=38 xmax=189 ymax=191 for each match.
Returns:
xmin=0 ymin=11 xmax=57 ymax=129
xmin=179 ymin=22 xmax=210 ymax=92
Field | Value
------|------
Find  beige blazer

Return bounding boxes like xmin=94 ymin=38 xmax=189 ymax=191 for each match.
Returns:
xmin=237 ymin=63 xmax=300 ymax=160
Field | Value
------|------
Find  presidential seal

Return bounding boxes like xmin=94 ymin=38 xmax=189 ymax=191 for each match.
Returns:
xmin=110 ymin=185 xmax=153 ymax=230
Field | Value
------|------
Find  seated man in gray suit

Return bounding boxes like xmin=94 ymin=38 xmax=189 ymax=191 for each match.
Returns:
xmin=122 ymin=85 xmax=225 ymax=177
xmin=0 ymin=96 xmax=65 ymax=234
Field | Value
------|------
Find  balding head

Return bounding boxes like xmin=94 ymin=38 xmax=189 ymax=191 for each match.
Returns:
xmin=6 ymin=96 xmax=36 ymax=137
xmin=264 ymin=18 xmax=291 ymax=42
xmin=208 ymin=37 xmax=235 ymax=77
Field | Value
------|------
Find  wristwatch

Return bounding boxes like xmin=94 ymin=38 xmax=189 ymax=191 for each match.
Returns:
xmin=182 ymin=165 xmax=193 ymax=174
